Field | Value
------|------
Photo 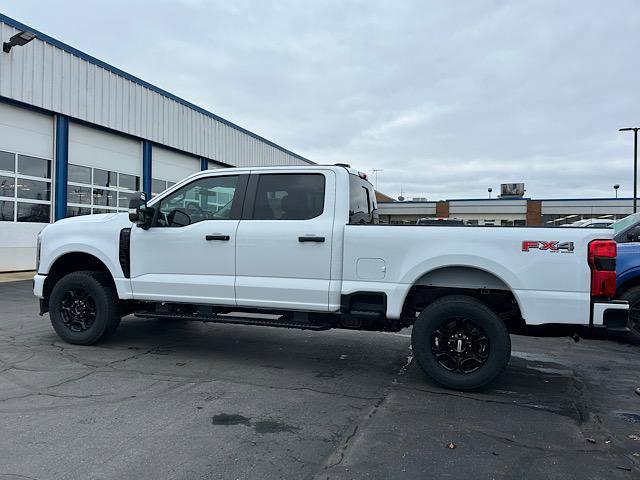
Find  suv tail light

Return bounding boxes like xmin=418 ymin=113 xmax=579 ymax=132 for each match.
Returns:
xmin=588 ymin=239 xmax=616 ymax=298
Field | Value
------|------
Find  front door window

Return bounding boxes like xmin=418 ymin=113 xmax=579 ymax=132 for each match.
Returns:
xmin=155 ymin=175 xmax=239 ymax=227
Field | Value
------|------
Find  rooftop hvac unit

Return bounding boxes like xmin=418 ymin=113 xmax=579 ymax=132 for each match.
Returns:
xmin=500 ymin=183 xmax=525 ymax=198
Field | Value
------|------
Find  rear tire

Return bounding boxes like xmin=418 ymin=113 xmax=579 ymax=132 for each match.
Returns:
xmin=49 ymin=271 xmax=121 ymax=345
xmin=618 ymin=286 xmax=640 ymax=345
xmin=411 ymin=295 xmax=511 ymax=391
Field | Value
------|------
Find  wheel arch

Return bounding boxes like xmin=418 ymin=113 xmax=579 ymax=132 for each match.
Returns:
xmin=413 ymin=265 xmax=511 ymax=290
xmin=616 ymin=270 xmax=640 ymax=297
xmin=398 ymin=265 xmax=525 ymax=332
xmin=43 ymin=251 xmax=116 ymax=302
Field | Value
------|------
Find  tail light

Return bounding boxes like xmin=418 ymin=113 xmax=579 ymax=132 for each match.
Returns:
xmin=588 ymin=239 xmax=616 ymax=298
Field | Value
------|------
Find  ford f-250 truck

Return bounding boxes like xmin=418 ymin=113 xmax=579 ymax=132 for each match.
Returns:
xmin=33 ymin=165 xmax=631 ymax=390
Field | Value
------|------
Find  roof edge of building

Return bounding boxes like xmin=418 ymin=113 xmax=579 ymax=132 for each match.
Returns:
xmin=0 ymin=13 xmax=313 ymax=165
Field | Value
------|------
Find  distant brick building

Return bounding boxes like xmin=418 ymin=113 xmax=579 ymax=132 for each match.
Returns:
xmin=377 ymin=197 xmax=634 ymax=226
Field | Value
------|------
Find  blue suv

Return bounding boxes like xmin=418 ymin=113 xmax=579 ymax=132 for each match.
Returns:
xmin=614 ymin=213 xmax=640 ymax=344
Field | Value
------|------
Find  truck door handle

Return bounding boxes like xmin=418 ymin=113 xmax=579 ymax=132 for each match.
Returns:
xmin=205 ymin=234 xmax=230 ymax=241
xmin=298 ymin=235 xmax=325 ymax=243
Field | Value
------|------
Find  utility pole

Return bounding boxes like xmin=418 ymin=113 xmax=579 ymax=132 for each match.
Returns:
xmin=619 ymin=127 xmax=639 ymax=213
xmin=371 ymin=169 xmax=384 ymax=190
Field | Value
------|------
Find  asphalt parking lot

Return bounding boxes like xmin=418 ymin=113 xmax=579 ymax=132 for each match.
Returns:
xmin=1 ymin=280 xmax=639 ymax=480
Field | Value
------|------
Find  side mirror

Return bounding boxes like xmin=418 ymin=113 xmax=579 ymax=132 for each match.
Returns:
xmin=128 ymin=192 xmax=151 ymax=229
xmin=627 ymin=225 xmax=640 ymax=243
xmin=167 ymin=209 xmax=190 ymax=227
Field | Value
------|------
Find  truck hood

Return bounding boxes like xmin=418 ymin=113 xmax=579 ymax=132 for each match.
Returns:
xmin=54 ymin=212 xmax=127 ymax=225
xmin=41 ymin=212 xmax=133 ymax=244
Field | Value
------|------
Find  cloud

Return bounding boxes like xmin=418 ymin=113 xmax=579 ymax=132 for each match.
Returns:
xmin=4 ymin=0 xmax=639 ymax=199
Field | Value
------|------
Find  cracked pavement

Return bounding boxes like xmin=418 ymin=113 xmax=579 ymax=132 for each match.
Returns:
xmin=1 ymin=281 xmax=640 ymax=479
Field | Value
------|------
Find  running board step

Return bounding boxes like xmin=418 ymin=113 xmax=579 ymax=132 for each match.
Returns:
xmin=134 ymin=311 xmax=331 ymax=331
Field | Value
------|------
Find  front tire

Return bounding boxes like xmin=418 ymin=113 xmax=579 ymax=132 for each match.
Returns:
xmin=618 ymin=286 xmax=640 ymax=345
xmin=49 ymin=271 xmax=121 ymax=345
xmin=411 ymin=295 xmax=511 ymax=391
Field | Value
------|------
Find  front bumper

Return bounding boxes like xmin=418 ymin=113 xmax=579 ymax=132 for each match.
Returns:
xmin=33 ymin=274 xmax=48 ymax=316
xmin=33 ymin=274 xmax=46 ymax=298
xmin=593 ymin=300 xmax=630 ymax=334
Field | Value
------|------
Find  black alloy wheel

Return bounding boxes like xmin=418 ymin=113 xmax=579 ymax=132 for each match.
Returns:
xmin=619 ymin=286 xmax=640 ymax=345
xmin=431 ymin=317 xmax=490 ymax=374
xmin=49 ymin=270 xmax=121 ymax=345
xmin=59 ymin=288 xmax=97 ymax=332
xmin=412 ymin=295 xmax=511 ymax=391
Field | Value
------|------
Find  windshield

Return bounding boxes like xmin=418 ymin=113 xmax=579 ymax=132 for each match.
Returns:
xmin=612 ymin=212 xmax=640 ymax=234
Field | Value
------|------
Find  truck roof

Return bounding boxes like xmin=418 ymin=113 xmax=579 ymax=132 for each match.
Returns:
xmin=185 ymin=164 xmax=368 ymax=181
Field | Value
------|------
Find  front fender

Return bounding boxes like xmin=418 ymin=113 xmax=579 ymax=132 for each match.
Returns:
xmin=41 ymin=242 xmax=123 ymax=279
xmin=617 ymin=265 xmax=640 ymax=294
xmin=37 ymin=213 xmax=132 ymax=299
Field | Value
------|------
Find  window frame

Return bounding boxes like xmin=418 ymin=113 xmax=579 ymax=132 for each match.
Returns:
xmin=348 ymin=174 xmax=376 ymax=225
xmin=149 ymin=173 xmax=249 ymax=228
xmin=0 ymin=150 xmax=52 ymax=223
xmin=151 ymin=178 xmax=177 ymax=197
xmin=67 ymin=162 xmax=140 ymax=216
xmin=242 ymin=172 xmax=327 ymax=221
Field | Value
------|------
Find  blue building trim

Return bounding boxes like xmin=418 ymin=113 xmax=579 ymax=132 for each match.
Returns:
xmin=0 ymin=13 xmax=313 ymax=165
xmin=200 ymin=158 xmax=209 ymax=171
xmin=142 ymin=141 xmax=152 ymax=197
xmin=54 ymin=115 xmax=69 ymax=221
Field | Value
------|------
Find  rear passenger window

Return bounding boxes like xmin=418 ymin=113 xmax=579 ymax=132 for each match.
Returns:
xmin=349 ymin=174 xmax=375 ymax=224
xmin=252 ymin=174 xmax=325 ymax=220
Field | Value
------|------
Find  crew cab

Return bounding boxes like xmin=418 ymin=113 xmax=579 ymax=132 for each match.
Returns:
xmin=33 ymin=165 xmax=630 ymax=390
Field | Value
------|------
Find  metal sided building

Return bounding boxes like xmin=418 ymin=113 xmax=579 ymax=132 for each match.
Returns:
xmin=0 ymin=14 xmax=312 ymax=272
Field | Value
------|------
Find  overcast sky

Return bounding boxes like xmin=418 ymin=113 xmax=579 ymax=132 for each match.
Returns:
xmin=4 ymin=1 xmax=640 ymax=199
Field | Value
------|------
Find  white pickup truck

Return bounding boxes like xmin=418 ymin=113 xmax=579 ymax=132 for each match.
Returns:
xmin=33 ymin=165 xmax=630 ymax=390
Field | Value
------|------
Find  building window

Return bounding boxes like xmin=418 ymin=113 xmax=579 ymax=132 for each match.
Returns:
xmin=0 ymin=150 xmax=52 ymax=223
xmin=67 ymin=163 xmax=140 ymax=215
xmin=0 ymin=151 xmax=14 ymax=172
xmin=0 ymin=199 xmax=15 ymax=221
xmin=151 ymin=178 xmax=177 ymax=197
xmin=17 ymin=155 xmax=51 ymax=178
xmin=69 ymin=164 xmax=91 ymax=184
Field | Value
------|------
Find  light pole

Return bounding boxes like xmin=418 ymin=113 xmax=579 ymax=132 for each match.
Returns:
xmin=614 ymin=184 xmax=620 ymax=198
xmin=488 ymin=187 xmax=492 ymax=199
xmin=619 ymin=127 xmax=639 ymax=213
xmin=371 ymin=169 xmax=384 ymax=190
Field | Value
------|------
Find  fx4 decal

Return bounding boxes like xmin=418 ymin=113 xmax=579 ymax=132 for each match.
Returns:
xmin=521 ymin=241 xmax=574 ymax=253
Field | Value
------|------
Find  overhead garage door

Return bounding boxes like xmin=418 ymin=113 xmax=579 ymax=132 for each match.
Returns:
xmin=0 ymin=102 xmax=54 ymax=272
xmin=151 ymin=147 xmax=201 ymax=196
xmin=67 ymin=123 xmax=142 ymax=217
